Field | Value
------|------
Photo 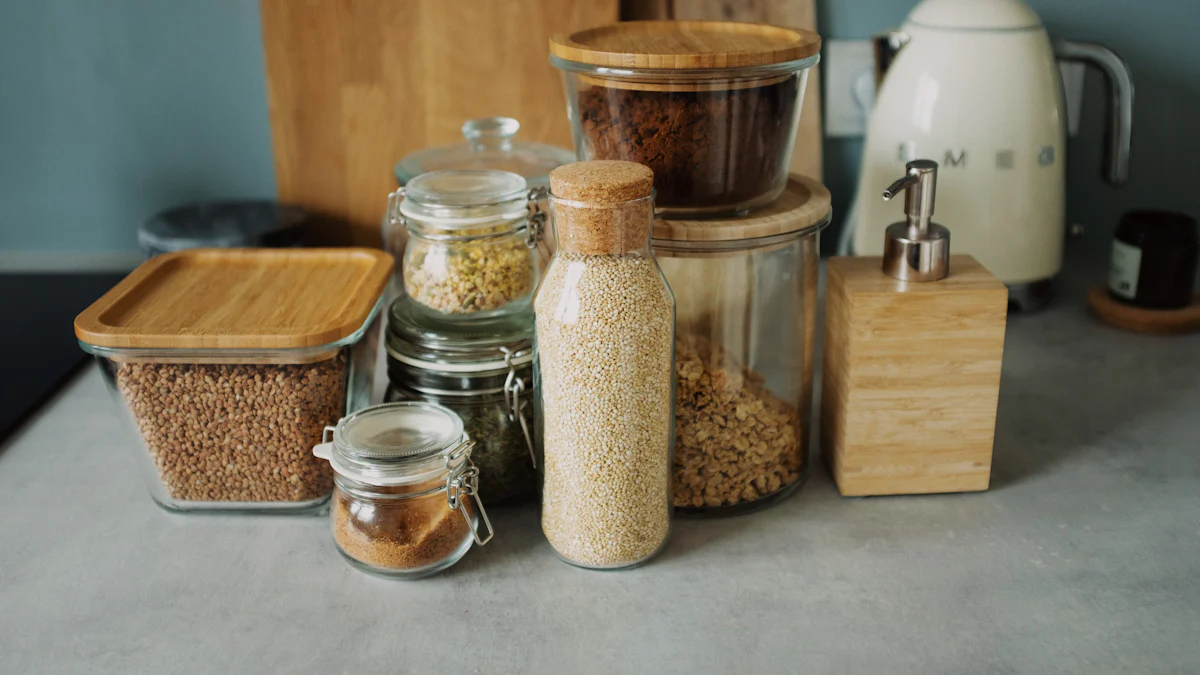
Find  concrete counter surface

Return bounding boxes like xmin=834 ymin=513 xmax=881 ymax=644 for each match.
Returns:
xmin=3 ymin=268 xmax=1199 ymax=674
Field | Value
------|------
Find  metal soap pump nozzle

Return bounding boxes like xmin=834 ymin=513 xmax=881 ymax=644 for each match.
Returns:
xmin=881 ymin=159 xmax=950 ymax=282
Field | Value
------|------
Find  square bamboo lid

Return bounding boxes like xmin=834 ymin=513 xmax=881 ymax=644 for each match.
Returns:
xmin=75 ymin=248 xmax=394 ymax=350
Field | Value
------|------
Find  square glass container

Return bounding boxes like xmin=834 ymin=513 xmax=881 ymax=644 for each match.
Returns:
xmin=74 ymin=248 xmax=393 ymax=513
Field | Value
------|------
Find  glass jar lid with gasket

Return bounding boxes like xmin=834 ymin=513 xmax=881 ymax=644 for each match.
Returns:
xmin=313 ymin=401 xmax=493 ymax=579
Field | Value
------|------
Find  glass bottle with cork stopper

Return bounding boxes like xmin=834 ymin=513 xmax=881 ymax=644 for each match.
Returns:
xmin=534 ymin=160 xmax=675 ymax=570
xmin=821 ymin=159 xmax=1009 ymax=496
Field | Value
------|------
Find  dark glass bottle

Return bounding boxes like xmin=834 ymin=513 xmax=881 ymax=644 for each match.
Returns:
xmin=1108 ymin=210 xmax=1198 ymax=309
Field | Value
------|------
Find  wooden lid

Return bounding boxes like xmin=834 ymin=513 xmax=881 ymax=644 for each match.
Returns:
xmin=75 ymin=248 xmax=394 ymax=350
xmin=550 ymin=161 xmax=654 ymax=203
xmin=652 ymin=174 xmax=831 ymax=242
xmin=550 ymin=21 xmax=821 ymax=69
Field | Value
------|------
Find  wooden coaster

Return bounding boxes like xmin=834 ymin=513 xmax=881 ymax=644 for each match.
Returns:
xmin=1087 ymin=285 xmax=1200 ymax=335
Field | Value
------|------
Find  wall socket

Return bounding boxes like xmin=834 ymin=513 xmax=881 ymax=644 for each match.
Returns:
xmin=824 ymin=39 xmax=1088 ymax=138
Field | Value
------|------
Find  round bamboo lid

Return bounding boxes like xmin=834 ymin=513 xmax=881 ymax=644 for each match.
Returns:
xmin=550 ymin=21 xmax=821 ymax=69
xmin=652 ymin=175 xmax=831 ymax=242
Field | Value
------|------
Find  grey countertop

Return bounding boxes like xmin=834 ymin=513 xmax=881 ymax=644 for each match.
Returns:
xmin=3 ymin=256 xmax=1199 ymax=674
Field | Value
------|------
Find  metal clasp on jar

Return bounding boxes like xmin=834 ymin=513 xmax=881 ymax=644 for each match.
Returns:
xmin=500 ymin=345 xmax=537 ymax=469
xmin=386 ymin=188 xmax=406 ymax=227
xmin=444 ymin=436 xmax=494 ymax=546
xmin=526 ymin=186 xmax=550 ymax=265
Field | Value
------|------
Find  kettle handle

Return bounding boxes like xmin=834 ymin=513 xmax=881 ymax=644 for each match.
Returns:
xmin=1054 ymin=39 xmax=1134 ymax=186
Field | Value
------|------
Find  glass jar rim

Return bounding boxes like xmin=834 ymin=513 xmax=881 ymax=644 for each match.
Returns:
xmin=398 ymin=169 xmax=533 ymax=231
xmin=315 ymin=402 xmax=471 ymax=486
xmin=652 ymin=211 xmax=832 ymax=252
xmin=386 ymin=297 xmax=533 ymax=372
xmin=549 ymin=53 xmax=819 ymax=80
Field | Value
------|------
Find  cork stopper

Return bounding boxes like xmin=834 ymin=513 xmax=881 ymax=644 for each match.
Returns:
xmin=549 ymin=161 xmax=655 ymax=255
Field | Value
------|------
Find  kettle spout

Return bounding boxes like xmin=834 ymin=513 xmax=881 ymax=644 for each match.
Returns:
xmin=873 ymin=30 xmax=910 ymax=90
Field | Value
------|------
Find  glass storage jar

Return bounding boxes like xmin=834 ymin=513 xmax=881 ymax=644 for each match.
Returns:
xmin=74 ymin=248 xmax=393 ymax=513
xmin=388 ymin=118 xmax=575 ymax=266
xmin=653 ymin=175 xmax=830 ymax=516
xmin=384 ymin=296 xmax=537 ymax=505
xmin=550 ymin=21 xmax=821 ymax=218
xmin=535 ymin=161 xmax=675 ymax=569
xmin=313 ymin=402 xmax=493 ymax=579
xmin=386 ymin=170 xmax=548 ymax=321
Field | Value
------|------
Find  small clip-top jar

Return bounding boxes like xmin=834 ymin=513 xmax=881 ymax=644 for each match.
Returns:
xmin=387 ymin=170 xmax=547 ymax=321
xmin=313 ymin=402 xmax=493 ymax=579
xmin=535 ymin=160 xmax=675 ymax=569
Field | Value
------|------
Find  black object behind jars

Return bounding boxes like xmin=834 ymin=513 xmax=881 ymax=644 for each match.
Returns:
xmin=138 ymin=201 xmax=309 ymax=258
xmin=1108 ymin=210 xmax=1199 ymax=309
xmin=384 ymin=297 xmax=537 ymax=505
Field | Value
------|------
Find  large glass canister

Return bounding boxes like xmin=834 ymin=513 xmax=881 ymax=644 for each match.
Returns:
xmin=74 ymin=248 xmax=393 ymax=513
xmin=313 ymin=402 xmax=493 ymax=579
xmin=550 ymin=22 xmax=821 ymax=218
xmin=385 ymin=170 xmax=548 ymax=320
xmin=384 ymin=296 xmax=537 ymax=505
xmin=653 ymin=175 xmax=830 ymax=516
xmin=535 ymin=160 xmax=675 ymax=569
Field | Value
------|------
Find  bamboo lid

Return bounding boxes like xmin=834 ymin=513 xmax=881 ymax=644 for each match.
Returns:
xmin=75 ymin=248 xmax=394 ymax=350
xmin=550 ymin=21 xmax=821 ymax=69
xmin=652 ymin=174 xmax=831 ymax=242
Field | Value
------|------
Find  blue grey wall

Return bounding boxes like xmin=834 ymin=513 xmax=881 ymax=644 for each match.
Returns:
xmin=0 ymin=0 xmax=274 ymax=259
xmin=0 ymin=0 xmax=1195 ymax=263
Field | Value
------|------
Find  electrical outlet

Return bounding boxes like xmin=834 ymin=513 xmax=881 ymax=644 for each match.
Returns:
xmin=824 ymin=40 xmax=876 ymax=137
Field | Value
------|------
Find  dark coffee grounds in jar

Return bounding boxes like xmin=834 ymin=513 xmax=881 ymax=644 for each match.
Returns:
xmin=576 ymin=76 xmax=800 ymax=211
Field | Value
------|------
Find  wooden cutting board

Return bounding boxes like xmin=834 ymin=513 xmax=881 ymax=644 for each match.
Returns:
xmin=626 ymin=0 xmax=823 ymax=181
xmin=261 ymin=0 xmax=619 ymax=246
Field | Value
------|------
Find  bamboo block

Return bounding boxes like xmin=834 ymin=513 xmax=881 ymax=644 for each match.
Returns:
xmin=821 ymin=255 xmax=1008 ymax=496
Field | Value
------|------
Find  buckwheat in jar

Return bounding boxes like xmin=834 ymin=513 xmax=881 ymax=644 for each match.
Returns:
xmin=534 ymin=161 xmax=675 ymax=569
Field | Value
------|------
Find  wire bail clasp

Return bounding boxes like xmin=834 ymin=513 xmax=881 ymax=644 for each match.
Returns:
xmin=386 ymin=188 xmax=406 ymax=226
xmin=444 ymin=436 xmax=493 ymax=546
xmin=526 ymin=187 xmax=550 ymax=265
xmin=500 ymin=346 xmax=537 ymax=468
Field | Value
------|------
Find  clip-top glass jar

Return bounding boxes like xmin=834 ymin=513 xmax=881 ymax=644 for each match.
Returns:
xmin=386 ymin=170 xmax=548 ymax=320
xmin=313 ymin=402 xmax=493 ymax=579
xmin=384 ymin=296 xmax=538 ymax=505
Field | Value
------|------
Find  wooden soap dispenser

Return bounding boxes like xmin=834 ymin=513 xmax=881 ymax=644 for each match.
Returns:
xmin=821 ymin=159 xmax=1009 ymax=496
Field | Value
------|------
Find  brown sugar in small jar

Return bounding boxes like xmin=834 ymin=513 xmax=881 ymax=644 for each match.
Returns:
xmin=551 ymin=21 xmax=821 ymax=217
xmin=313 ymin=402 xmax=493 ymax=579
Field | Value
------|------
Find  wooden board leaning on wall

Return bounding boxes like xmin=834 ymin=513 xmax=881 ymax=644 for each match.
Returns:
xmin=261 ymin=0 xmax=820 ymax=246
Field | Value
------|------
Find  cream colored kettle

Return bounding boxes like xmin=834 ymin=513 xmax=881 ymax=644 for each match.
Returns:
xmin=850 ymin=0 xmax=1133 ymax=310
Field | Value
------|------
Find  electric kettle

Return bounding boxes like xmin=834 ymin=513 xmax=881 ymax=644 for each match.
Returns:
xmin=850 ymin=0 xmax=1133 ymax=310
